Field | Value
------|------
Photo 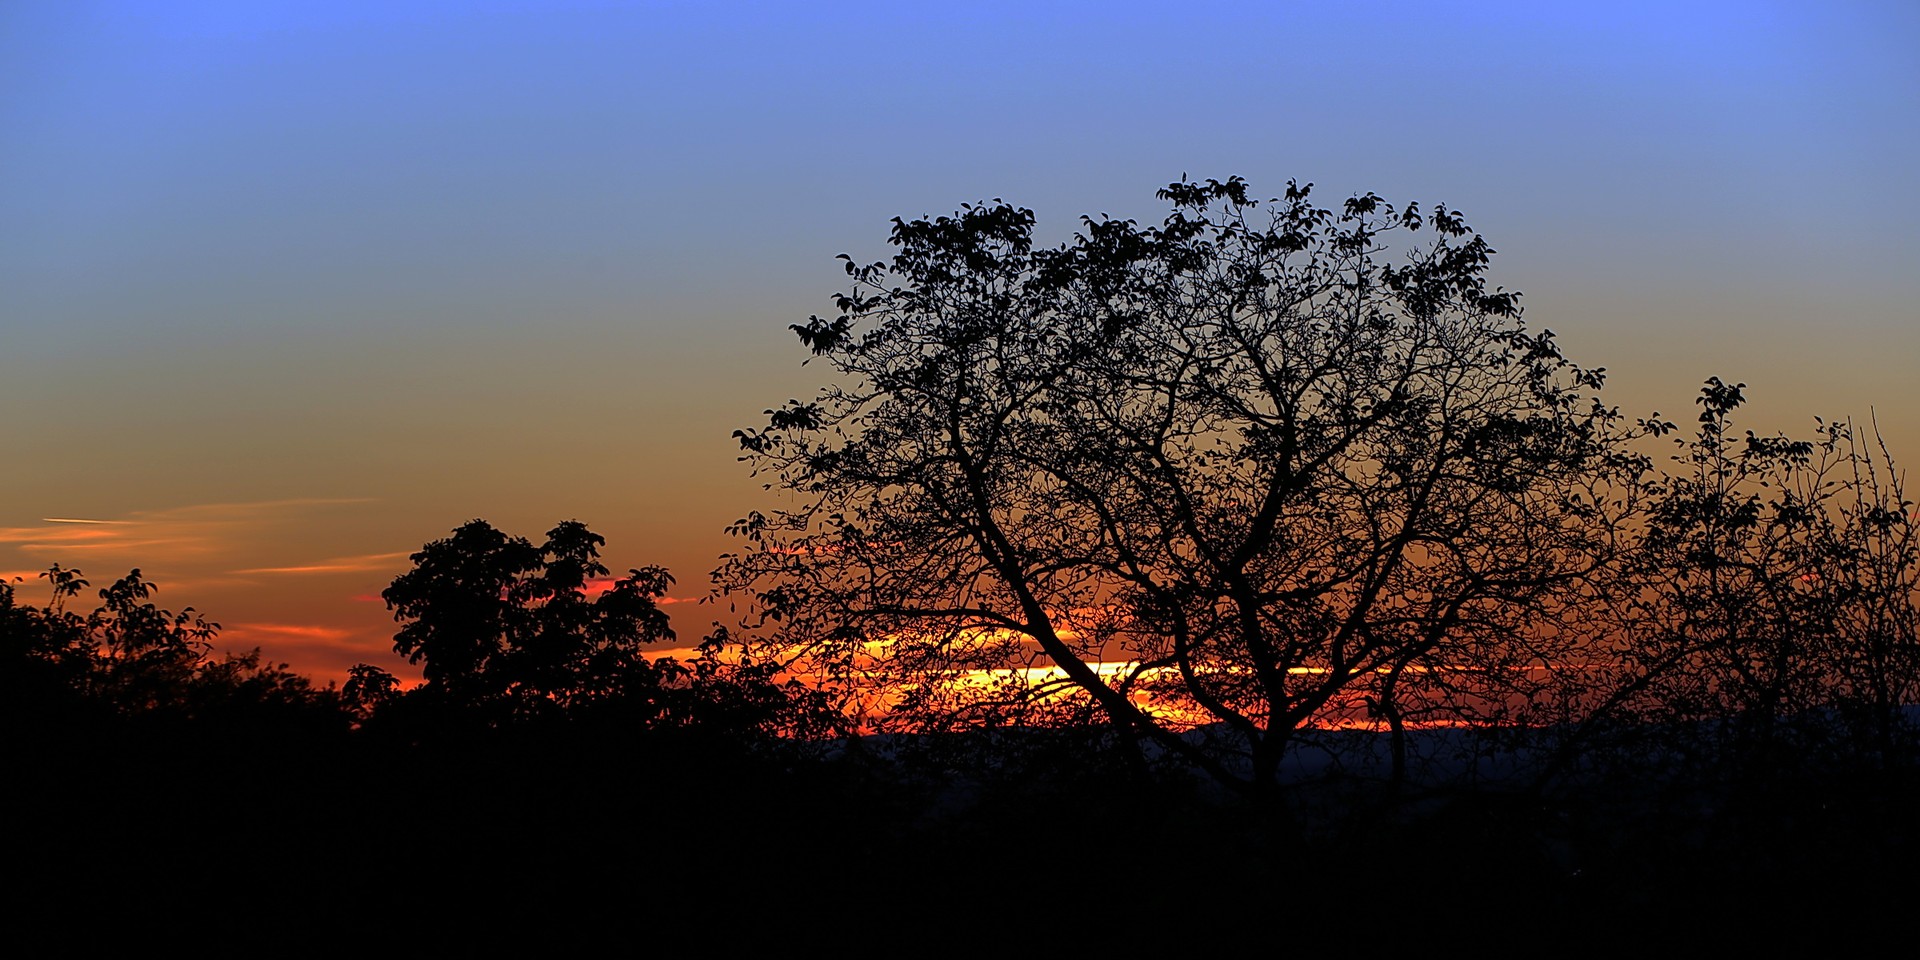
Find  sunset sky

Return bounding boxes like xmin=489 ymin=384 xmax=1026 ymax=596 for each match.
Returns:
xmin=3 ymin=0 xmax=1916 ymax=683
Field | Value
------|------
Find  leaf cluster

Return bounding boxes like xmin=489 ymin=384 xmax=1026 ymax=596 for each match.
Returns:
xmin=720 ymin=175 xmax=1653 ymax=790
xmin=1 ymin=566 xmax=338 ymax=729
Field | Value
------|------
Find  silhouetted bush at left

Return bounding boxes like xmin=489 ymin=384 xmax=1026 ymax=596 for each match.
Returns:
xmin=0 ymin=566 xmax=350 ymax=741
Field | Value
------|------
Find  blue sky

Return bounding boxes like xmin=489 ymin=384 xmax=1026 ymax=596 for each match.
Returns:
xmin=3 ymin=0 xmax=1915 ymax=678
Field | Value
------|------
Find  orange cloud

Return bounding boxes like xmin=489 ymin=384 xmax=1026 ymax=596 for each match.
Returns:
xmin=0 ymin=522 xmax=190 ymax=553
xmin=223 ymin=621 xmax=352 ymax=642
xmin=220 ymin=621 xmax=389 ymax=656
xmin=232 ymin=552 xmax=412 ymax=575
xmin=0 ymin=499 xmax=380 ymax=566
xmin=573 ymin=576 xmax=696 ymax=605
xmin=3 ymin=498 xmax=388 ymax=612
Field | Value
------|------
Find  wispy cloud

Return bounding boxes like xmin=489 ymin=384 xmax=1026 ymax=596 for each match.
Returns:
xmin=220 ymin=621 xmax=391 ymax=659
xmin=131 ymin=498 xmax=375 ymax=520
xmin=576 ymin=576 xmax=696 ymax=605
xmin=0 ymin=569 xmax=69 ymax=590
xmin=0 ymin=499 xmax=381 ymax=565
xmin=225 ymin=622 xmax=353 ymax=642
xmin=0 ymin=498 xmax=408 ymax=641
xmin=232 ymin=552 xmax=412 ymax=576
xmin=0 ymin=523 xmax=155 ymax=547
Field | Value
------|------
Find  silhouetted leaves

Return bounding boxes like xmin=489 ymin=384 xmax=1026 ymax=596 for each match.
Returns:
xmin=718 ymin=175 xmax=1648 ymax=793
xmin=375 ymin=518 xmax=834 ymax=744
xmin=0 ymin=567 xmax=348 ymax=736
xmin=380 ymin=519 xmax=675 ymax=723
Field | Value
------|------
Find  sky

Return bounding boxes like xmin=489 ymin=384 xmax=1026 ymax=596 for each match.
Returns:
xmin=3 ymin=0 xmax=1916 ymax=683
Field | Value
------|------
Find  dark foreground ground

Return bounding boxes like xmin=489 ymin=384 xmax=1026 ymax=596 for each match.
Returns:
xmin=11 ymin=720 xmax=1919 ymax=951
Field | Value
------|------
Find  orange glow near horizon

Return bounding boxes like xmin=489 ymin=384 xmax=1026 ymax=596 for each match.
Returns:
xmin=764 ymin=614 xmax=1614 ymax=735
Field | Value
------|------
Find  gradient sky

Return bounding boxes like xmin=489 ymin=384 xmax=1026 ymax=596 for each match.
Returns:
xmin=4 ymin=0 xmax=1916 ymax=682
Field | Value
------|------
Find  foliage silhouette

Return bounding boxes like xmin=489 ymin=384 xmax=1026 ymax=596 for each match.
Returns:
xmin=1531 ymin=380 xmax=1920 ymax=788
xmin=0 ymin=566 xmax=344 ymax=734
xmin=380 ymin=519 xmax=677 ymax=722
xmin=379 ymin=518 xmax=835 ymax=740
xmin=719 ymin=175 xmax=1646 ymax=793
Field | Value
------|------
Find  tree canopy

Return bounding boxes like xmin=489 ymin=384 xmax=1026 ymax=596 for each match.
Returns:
xmin=720 ymin=176 xmax=1646 ymax=790
xmin=0 ymin=565 xmax=339 ymax=733
xmin=382 ymin=519 xmax=677 ymax=720
xmin=378 ymin=518 xmax=833 ymax=739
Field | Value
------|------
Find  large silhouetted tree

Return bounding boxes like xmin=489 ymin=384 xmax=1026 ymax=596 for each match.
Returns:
xmin=718 ymin=176 xmax=1641 ymax=792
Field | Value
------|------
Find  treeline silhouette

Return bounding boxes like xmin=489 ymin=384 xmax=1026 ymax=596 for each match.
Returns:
xmin=2 ymin=523 xmax=857 ymax=939
xmin=7 ymin=508 xmax=1917 ymax=939
xmin=1 ymin=527 xmax=831 ymax=745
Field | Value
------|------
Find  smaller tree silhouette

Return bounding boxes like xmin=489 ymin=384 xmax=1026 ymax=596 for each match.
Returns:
xmin=1535 ymin=380 xmax=1920 ymax=786
xmin=341 ymin=662 xmax=402 ymax=722
xmin=87 ymin=568 xmax=218 ymax=711
xmin=382 ymin=519 xmax=676 ymax=721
